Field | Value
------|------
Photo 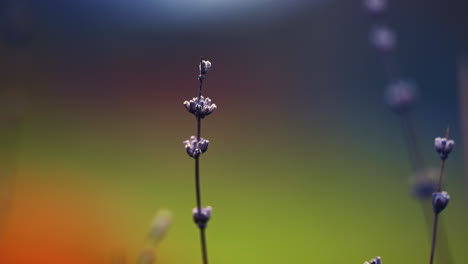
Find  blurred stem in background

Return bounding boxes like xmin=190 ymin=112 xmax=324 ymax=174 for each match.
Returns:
xmin=457 ymin=56 xmax=468 ymax=209
xmin=430 ymin=129 xmax=454 ymax=264
xmin=363 ymin=0 xmax=453 ymax=263
xmin=0 ymin=115 xmax=22 ymax=244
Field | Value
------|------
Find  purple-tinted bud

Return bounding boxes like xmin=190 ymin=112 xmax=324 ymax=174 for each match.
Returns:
xmin=183 ymin=96 xmax=217 ymax=118
xmin=432 ymin=191 xmax=450 ymax=214
xmin=199 ymin=60 xmax=212 ymax=80
xmin=410 ymin=168 xmax=438 ymax=200
xmin=364 ymin=256 xmax=382 ymax=264
xmin=192 ymin=206 xmax=212 ymax=229
xmin=434 ymin=137 xmax=455 ymax=160
xmin=363 ymin=0 xmax=387 ymax=14
xmin=148 ymin=209 xmax=172 ymax=244
xmin=385 ymin=80 xmax=416 ymax=113
xmin=370 ymin=26 xmax=396 ymax=52
xmin=183 ymin=136 xmax=209 ymax=158
xmin=137 ymin=248 xmax=155 ymax=264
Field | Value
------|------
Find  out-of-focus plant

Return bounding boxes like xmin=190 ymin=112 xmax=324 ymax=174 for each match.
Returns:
xmin=362 ymin=0 xmax=456 ymax=263
xmin=430 ymin=129 xmax=454 ymax=264
xmin=136 ymin=210 xmax=173 ymax=264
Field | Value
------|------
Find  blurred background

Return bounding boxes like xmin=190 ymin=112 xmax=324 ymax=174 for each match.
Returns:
xmin=0 ymin=0 xmax=467 ymax=263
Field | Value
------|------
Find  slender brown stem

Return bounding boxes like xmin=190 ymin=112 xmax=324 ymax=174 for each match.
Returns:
xmin=429 ymin=128 xmax=450 ymax=264
xmin=429 ymin=214 xmax=439 ymax=264
xmin=200 ymin=228 xmax=208 ymax=264
xmin=437 ymin=160 xmax=445 ymax=192
xmin=195 ymin=60 xmax=208 ymax=264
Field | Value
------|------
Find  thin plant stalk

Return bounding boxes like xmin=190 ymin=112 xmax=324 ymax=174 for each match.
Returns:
xmin=184 ymin=57 xmax=215 ymax=264
xmin=429 ymin=128 xmax=451 ymax=264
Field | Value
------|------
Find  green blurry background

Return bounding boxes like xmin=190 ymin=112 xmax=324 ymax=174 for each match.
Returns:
xmin=1 ymin=0 xmax=467 ymax=263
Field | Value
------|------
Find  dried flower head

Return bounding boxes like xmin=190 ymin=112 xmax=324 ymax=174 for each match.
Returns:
xmin=183 ymin=96 xmax=217 ymax=118
xmin=370 ymin=26 xmax=396 ymax=52
xmin=432 ymin=191 xmax=450 ymax=214
xmin=410 ymin=167 xmax=438 ymax=200
xmin=147 ymin=209 xmax=172 ymax=244
xmin=137 ymin=248 xmax=155 ymax=264
xmin=199 ymin=60 xmax=212 ymax=80
xmin=184 ymin=136 xmax=209 ymax=158
xmin=385 ymin=79 xmax=417 ymax=112
xmin=364 ymin=256 xmax=382 ymax=264
xmin=363 ymin=0 xmax=387 ymax=14
xmin=434 ymin=137 xmax=455 ymax=160
xmin=193 ymin=206 xmax=212 ymax=229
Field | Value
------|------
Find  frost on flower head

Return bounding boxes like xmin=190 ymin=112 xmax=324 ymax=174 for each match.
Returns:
xmin=385 ymin=79 xmax=417 ymax=113
xmin=184 ymin=136 xmax=209 ymax=158
xmin=193 ymin=206 xmax=212 ymax=229
xmin=183 ymin=96 xmax=217 ymax=118
xmin=370 ymin=25 xmax=396 ymax=52
xmin=363 ymin=0 xmax=387 ymax=14
xmin=199 ymin=59 xmax=212 ymax=80
xmin=364 ymin=256 xmax=382 ymax=264
xmin=434 ymin=137 xmax=455 ymax=160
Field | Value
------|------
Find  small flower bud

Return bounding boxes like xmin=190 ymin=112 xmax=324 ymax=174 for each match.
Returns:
xmin=410 ymin=167 xmax=438 ymax=200
xmin=434 ymin=137 xmax=455 ymax=160
xmin=199 ymin=60 xmax=212 ymax=80
xmin=192 ymin=206 xmax=212 ymax=229
xmin=183 ymin=96 xmax=217 ymax=118
xmin=432 ymin=191 xmax=450 ymax=214
xmin=137 ymin=248 xmax=155 ymax=264
xmin=370 ymin=26 xmax=396 ymax=52
xmin=147 ymin=209 xmax=172 ymax=244
xmin=364 ymin=256 xmax=382 ymax=264
xmin=385 ymin=79 xmax=416 ymax=113
xmin=363 ymin=0 xmax=387 ymax=14
xmin=183 ymin=136 xmax=209 ymax=158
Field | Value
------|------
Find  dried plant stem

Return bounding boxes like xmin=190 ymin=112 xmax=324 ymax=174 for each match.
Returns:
xmin=400 ymin=115 xmax=453 ymax=264
xmin=429 ymin=213 xmax=439 ymax=264
xmin=458 ymin=56 xmax=468 ymax=208
xmin=195 ymin=73 xmax=208 ymax=264
xmin=429 ymin=128 xmax=450 ymax=264
xmin=399 ymin=112 xmax=424 ymax=171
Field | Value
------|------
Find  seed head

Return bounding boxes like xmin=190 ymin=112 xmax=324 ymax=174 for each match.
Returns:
xmin=363 ymin=0 xmax=387 ymax=14
xmin=432 ymin=191 xmax=450 ymax=214
xmin=364 ymin=256 xmax=382 ymax=264
xmin=147 ymin=209 xmax=172 ymax=244
xmin=193 ymin=206 xmax=212 ymax=229
xmin=137 ymin=248 xmax=155 ymax=264
xmin=385 ymin=79 xmax=416 ymax=113
xmin=183 ymin=96 xmax=217 ymax=118
xmin=410 ymin=167 xmax=438 ymax=200
xmin=199 ymin=59 xmax=212 ymax=80
xmin=370 ymin=26 xmax=396 ymax=52
xmin=183 ymin=136 xmax=209 ymax=158
xmin=434 ymin=137 xmax=455 ymax=160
